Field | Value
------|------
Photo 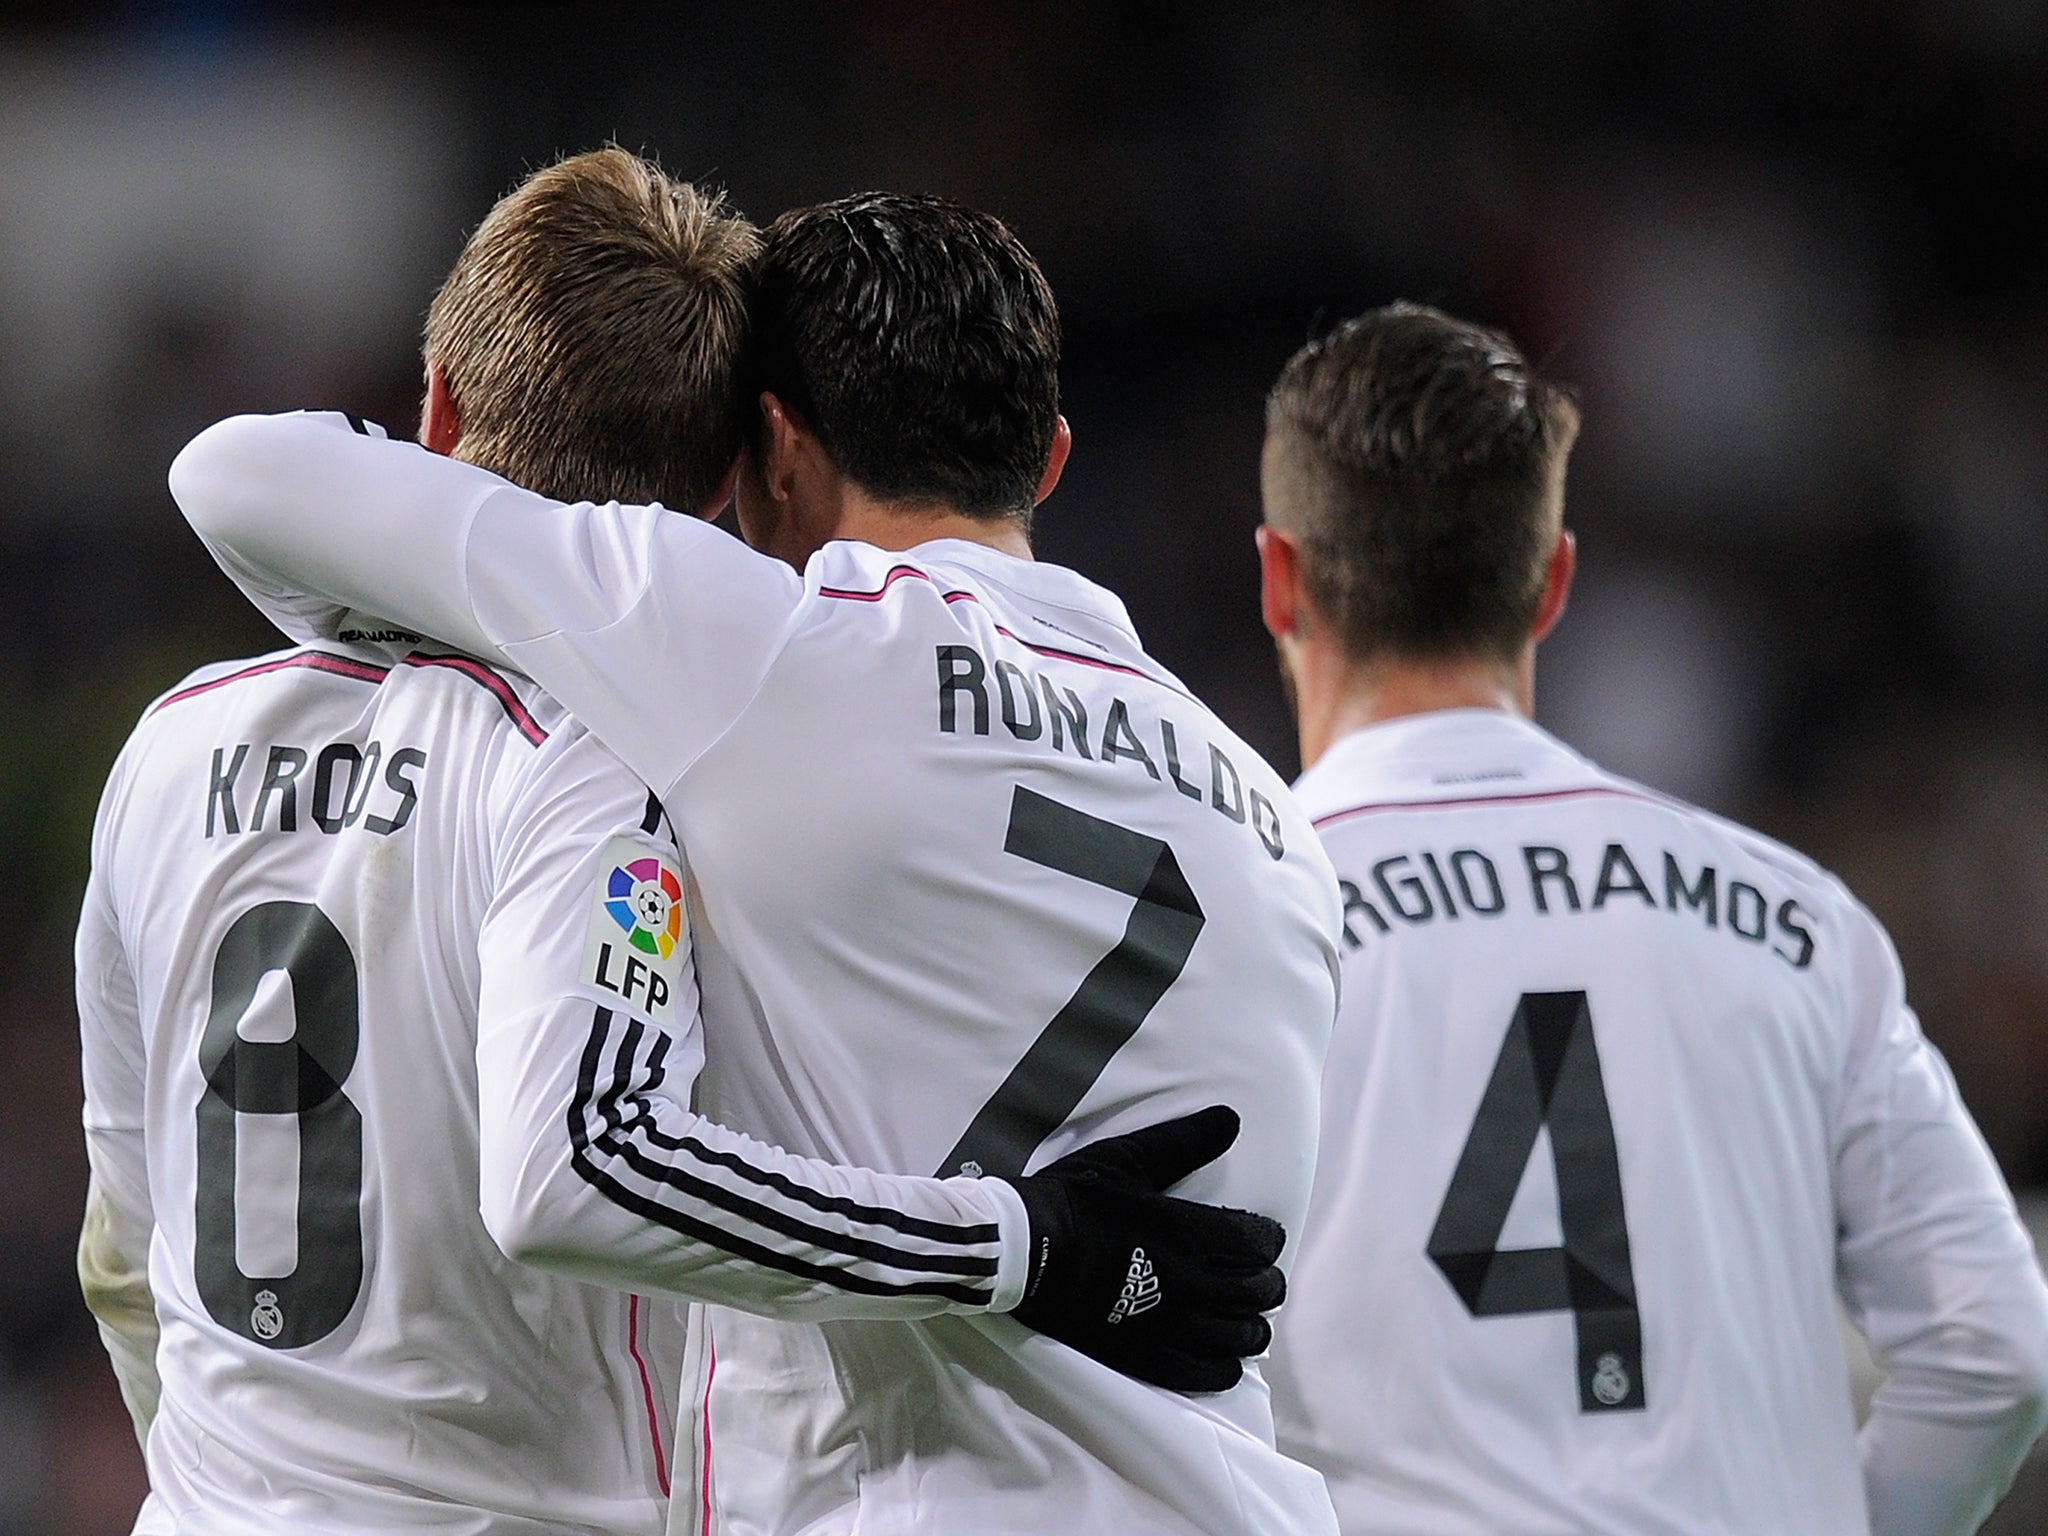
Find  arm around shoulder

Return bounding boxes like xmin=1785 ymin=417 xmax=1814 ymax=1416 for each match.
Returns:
xmin=172 ymin=410 xmax=805 ymax=789
xmin=170 ymin=411 xmax=502 ymax=658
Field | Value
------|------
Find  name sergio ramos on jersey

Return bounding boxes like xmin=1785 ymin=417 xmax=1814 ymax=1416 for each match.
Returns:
xmin=1331 ymin=833 xmax=1818 ymax=969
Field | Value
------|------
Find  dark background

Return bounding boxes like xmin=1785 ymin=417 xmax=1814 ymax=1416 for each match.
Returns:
xmin=2 ymin=3 xmax=2044 ymax=1530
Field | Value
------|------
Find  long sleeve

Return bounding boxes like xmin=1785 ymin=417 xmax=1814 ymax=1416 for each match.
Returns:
xmin=170 ymin=411 xmax=804 ymax=797
xmin=174 ymin=412 xmax=1037 ymax=1313
xmin=1833 ymin=910 xmax=2048 ymax=1536
xmin=75 ymin=785 xmax=161 ymax=1445
xmin=474 ymin=721 xmax=1030 ymax=1318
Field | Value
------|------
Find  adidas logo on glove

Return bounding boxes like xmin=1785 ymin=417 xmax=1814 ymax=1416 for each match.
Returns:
xmin=1106 ymin=1246 xmax=1161 ymax=1324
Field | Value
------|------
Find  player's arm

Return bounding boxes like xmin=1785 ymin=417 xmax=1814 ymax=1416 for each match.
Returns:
xmin=475 ymin=726 xmax=1281 ymax=1390
xmin=1833 ymin=907 xmax=2048 ymax=1536
xmin=168 ymin=411 xmax=800 ymax=795
xmin=75 ymin=766 xmax=161 ymax=1446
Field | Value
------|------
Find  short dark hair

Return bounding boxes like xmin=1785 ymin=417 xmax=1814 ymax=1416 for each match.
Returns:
xmin=744 ymin=193 xmax=1061 ymax=520
xmin=1263 ymin=302 xmax=1578 ymax=663
xmin=425 ymin=148 xmax=759 ymax=511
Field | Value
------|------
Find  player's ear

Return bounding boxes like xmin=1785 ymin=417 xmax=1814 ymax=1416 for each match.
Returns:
xmin=1256 ymin=525 xmax=1302 ymax=642
xmin=420 ymin=361 xmax=462 ymax=458
xmin=1033 ymin=415 xmax=1072 ymax=505
xmin=757 ymin=392 xmax=803 ymax=504
xmin=1532 ymin=529 xmax=1576 ymax=643
xmin=695 ymin=456 xmax=740 ymax=521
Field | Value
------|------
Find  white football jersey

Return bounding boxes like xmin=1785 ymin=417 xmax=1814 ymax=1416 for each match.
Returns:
xmin=1266 ymin=708 xmax=2048 ymax=1536
xmin=170 ymin=413 xmax=1347 ymax=1536
xmin=79 ymin=627 xmax=1040 ymax=1535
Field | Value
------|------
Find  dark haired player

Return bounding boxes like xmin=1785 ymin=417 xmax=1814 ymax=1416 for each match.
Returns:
xmin=171 ymin=194 xmax=1344 ymax=1535
xmin=1257 ymin=302 xmax=2048 ymax=1535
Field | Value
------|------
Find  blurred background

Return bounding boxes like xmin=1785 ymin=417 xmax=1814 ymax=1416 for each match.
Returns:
xmin=2 ymin=2 xmax=2044 ymax=1530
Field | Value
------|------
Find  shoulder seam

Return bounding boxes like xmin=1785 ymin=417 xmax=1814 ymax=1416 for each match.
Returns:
xmin=145 ymin=648 xmax=553 ymax=749
xmin=1311 ymin=783 xmax=1674 ymax=829
xmin=399 ymin=654 xmax=550 ymax=746
xmin=148 ymin=651 xmax=391 ymax=716
xmin=817 ymin=562 xmax=1186 ymax=696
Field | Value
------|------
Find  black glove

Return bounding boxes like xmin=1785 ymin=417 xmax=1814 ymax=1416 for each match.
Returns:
xmin=1002 ymin=1105 xmax=1285 ymax=1393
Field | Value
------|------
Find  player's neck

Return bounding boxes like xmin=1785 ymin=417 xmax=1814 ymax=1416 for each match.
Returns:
xmin=1294 ymin=645 xmax=1532 ymax=769
xmin=831 ymin=484 xmax=1034 ymax=561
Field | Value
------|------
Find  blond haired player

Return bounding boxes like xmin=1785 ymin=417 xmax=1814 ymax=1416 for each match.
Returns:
xmin=1256 ymin=302 xmax=2048 ymax=1536
xmin=79 ymin=154 xmax=1289 ymax=1536
xmin=169 ymin=192 xmax=1343 ymax=1536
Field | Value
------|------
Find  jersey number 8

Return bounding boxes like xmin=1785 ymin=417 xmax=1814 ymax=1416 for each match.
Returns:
xmin=195 ymin=900 xmax=366 ymax=1349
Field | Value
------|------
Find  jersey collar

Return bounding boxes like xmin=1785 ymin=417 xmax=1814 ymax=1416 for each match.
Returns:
xmin=903 ymin=537 xmax=1144 ymax=647
xmin=1295 ymin=709 xmax=1603 ymax=814
xmin=334 ymin=609 xmax=424 ymax=660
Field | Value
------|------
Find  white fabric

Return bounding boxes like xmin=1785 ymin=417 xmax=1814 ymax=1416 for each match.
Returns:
xmin=79 ymin=1169 xmax=160 ymax=1440
xmin=170 ymin=411 xmax=1347 ymax=1536
xmin=79 ymin=625 xmax=1029 ymax=1535
xmin=1267 ymin=707 xmax=2048 ymax=1536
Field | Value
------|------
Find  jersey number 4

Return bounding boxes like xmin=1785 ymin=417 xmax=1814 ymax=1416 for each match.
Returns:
xmin=1428 ymin=990 xmax=1645 ymax=1412
xmin=937 ymin=787 xmax=1205 ymax=1179
xmin=195 ymin=900 xmax=366 ymax=1349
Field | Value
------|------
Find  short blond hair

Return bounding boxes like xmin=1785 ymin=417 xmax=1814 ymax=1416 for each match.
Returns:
xmin=424 ymin=148 xmax=759 ymax=510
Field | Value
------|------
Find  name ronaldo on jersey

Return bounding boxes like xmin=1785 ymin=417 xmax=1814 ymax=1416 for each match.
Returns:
xmin=936 ymin=643 xmax=1287 ymax=860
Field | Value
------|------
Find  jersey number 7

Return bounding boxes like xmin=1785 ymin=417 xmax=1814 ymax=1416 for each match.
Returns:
xmin=937 ymin=786 xmax=1206 ymax=1180
xmin=1427 ymin=990 xmax=1645 ymax=1413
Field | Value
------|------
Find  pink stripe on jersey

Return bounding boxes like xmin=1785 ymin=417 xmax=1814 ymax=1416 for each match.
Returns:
xmin=1312 ymin=783 xmax=1676 ymax=832
xmin=698 ymin=1330 xmax=717 ymax=1536
xmin=149 ymin=649 xmax=548 ymax=747
xmin=817 ymin=564 xmax=944 ymax=602
xmin=818 ymin=564 xmax=1167 ymax=687
xmin=627 ymin=1295 xmax=671 ymax=1498
xmin=150 ymin=651 xmax=391 ymax=714
xmin=990 ymin=623 xmax=1158 ymax=683
xmin=399 ymin=654 xmax=548 ymax=745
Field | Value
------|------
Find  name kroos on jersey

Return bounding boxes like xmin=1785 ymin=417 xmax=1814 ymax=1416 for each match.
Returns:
xmin=935 ymin=643 xmax=1287 ymax=860
xmin=1335 ymin=836 xmax=1818 ymax=969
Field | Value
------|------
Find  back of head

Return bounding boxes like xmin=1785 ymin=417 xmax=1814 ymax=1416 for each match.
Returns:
xmin=425 ymin=147 xmax=759 ymax=510
xmin=1263 ymin=302 xmax=1578 ymax=665
xmin=745 ymin=193 xmax=1061 ymax=521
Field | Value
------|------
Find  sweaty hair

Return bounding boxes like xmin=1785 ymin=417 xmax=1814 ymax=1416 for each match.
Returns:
xmin=424 ymin=147 xmax=759 ymax=511
xmin=1263 ymin=302 xmax=1579 ymax=664
xmin=744 ymin=193 xmax=1061 ymax=521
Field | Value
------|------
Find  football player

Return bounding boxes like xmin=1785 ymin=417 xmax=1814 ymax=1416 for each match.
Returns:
xmin=1255 ymin=301 xmax=2048 ymax=1535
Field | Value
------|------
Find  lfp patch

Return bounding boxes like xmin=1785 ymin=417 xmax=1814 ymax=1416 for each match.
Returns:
xmin=582 ymin=836 xmax=687 ymax=1023
xmin=607 ymin=855 xmax=683 ymax=958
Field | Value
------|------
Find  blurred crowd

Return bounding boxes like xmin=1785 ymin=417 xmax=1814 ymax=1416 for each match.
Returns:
xmin=3 ymin=4 xmax=2044 ymax=1531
